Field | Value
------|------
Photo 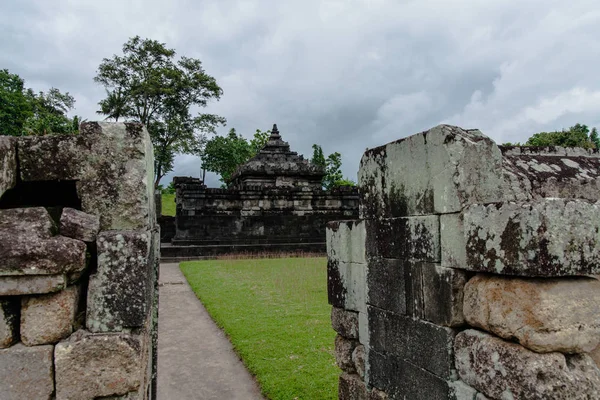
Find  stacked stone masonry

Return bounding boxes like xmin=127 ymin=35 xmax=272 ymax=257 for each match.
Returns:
xmin=0 ymin=122 xmax=159 ymax=400
xmin=328 ymin=124 xmax=600 ymax=399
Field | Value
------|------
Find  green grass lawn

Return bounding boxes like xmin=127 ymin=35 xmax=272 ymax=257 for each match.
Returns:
xmin=161 ymin=193 xmax=176 ymax=216
xmin=180 ymin=257 xmax=338 ymax=400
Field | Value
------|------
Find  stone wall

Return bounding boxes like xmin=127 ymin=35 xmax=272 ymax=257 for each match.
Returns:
xmin=327 ymin=124 xmax=600 ymax=399
xmin=163 ymin=176 xmax=358 ymax=258
xmin=0 ymin=122 xmax=159 ymax=400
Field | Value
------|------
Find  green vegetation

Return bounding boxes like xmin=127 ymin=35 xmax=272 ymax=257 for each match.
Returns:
xmin=503 ymin=123 xmax=599 ymax=148
xmin=180 ymin=258 xmax=337 ymax=400
xmin=311 ymin=144 xmax=356 ymax=189
xmin=0 ymin=69 xmax=79 ymax=136
xmin=94 ymin=36 xmax=226 ymax=187
xmin=201 ymin=128 xmax=270 ymax=185
xmin=161 ymin=193 xmax=176 ymax=216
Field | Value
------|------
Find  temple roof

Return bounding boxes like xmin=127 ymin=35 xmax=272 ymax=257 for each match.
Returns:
xmin=229 ymin=124 xmax=325 ymax=182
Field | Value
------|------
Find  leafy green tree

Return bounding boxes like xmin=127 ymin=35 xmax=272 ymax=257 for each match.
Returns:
xmin=201 ymin=128 xmax=270 ymax=185
xmin=94 ymin=36 xmax=226 ymax=187
xmin=0 ymin=70 xmax=78 ymax=136
xmin=311 ymin=144 xmax=355 ymax=189
xmin=525 ymin=123 xmax=596 ymax=148
xmin=590 ymin=128 xmax=600 ymax=149
xmin=0 ymin=69 xmax=33 ymax=136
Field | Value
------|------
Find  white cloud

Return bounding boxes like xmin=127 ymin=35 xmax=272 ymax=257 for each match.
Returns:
xmin=2 ymin=0 xmax=600 ymax=185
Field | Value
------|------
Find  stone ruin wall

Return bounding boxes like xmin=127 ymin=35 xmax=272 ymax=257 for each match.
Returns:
xmin=0 ymin=122 xmax=159 ymax=400
xmin=327 ymin=124 xmax=600 ymax=399
xmin=164 ymin=176 xmax=358 ymax=257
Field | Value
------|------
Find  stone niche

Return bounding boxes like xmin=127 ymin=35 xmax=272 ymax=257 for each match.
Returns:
xmin=163 ymin=125 xmax=359 ymax=259
xmin=0 ymin=122 xmax=159 ymax=400
xmin=328 ymin=124 xmax=600 ymax=400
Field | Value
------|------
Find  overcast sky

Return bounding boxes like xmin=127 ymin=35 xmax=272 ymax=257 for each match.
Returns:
xmin=2 ymin=0 xmax=599 ymax=187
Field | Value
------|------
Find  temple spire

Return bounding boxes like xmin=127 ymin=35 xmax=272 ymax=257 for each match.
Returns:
xmin=270 ymin=123 xmax=281 ymax=140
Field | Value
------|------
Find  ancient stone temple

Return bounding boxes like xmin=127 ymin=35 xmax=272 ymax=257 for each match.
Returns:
xmin=161 ymin=124 xmax=359 ymax=260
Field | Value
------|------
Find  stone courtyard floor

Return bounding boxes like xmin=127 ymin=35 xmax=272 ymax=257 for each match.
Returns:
xmin=157 ymin=263 xmax=264 ymax=400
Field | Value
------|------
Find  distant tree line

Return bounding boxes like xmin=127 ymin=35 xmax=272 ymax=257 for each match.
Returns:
xmin=503 ymin=123 xmax=600 ymax=149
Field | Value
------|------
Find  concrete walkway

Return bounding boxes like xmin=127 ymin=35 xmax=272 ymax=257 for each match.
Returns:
xmin=157 ymin=263 xmax=264 ymax=400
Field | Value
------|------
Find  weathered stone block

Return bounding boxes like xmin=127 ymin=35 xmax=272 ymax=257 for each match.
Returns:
xmin=352 ymin=344 xmax=366 ymax=379
xmin=339 ymin=373 xmax=367 ymax=400
xmin=366 ymin=216 xmax=440 ymax=261
xmin=21 ymin=285 xmax=80 ymax=345
xmin=0 ymin=274 xmax=66 ymax=295
xmin=0 ymin=298 xmax=18 ymax=348
xmin=442 ymin=199 xmax=600 ymax=276
xmin=449 ymin=380 xmax=479 ymax=400
xmin=87 ymin=230 xmax=152 ymax=332
xmin=358 ymin=125 xmax=503 ymax=218
xmin=335 ymin=334 xmax=358 ymax=373
xmin=455 ymin=329 xmax=600 ymax=400
xmin=464 ymin=274 xmax=600 ymax=353
xmin=0 ymin=343 xmax=54 ymax=400
xmin=366 ymin=258 xmax=406 ymax=314
xmin=18 ymin=122 xmax=155 ymax=230
xmin=501 ymin=146 xmax=600 ymax=202
xmin=331 ymin=307 xmax=359 ymax=339
xmin=0 ymin=235 xmax=87 ymax=276
xmin=55 ymin=331 xmax=142 ymax=399
xmin=0 ymin=136 xmax=16 ymax=198
xmin=368 ymin=388 xmax=388 ymax=400
xmin=369 ymin=350 xmax=452 ymax=399
xmin=327 ymin=220 xmax=366 ymax=264
xmin=420 ymin=263 xmax=466 ymax=327
xmin=368 ymin=305 xmax=456 ymax=378
xmin=0 ymin=207 xmax=55 ymax=238
xmin=327 ymin=259 xmax=366 ymax=313
xmin=60 ymin=207 xmax=100 ymax=242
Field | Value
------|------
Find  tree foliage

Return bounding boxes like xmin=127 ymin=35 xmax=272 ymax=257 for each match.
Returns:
xmin=94 ymin=36 xmax=226 ymax=187
xmin=0 ymin=69 xmax=78 ymax=136
xmin=311 ymin=144 xmax=355 ymax=189
xmin=201 ymin=128 xmax=270 ymax=185
xmin=504 ymin=123 xmax=599 ymax=148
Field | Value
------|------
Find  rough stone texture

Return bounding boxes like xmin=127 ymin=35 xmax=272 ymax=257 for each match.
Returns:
xmin=358 ymin=124 xmax=504 ymax=218
xmin=590 ymin=344 xmax=600 ymax=368
xmin=501 ymin=145 xmax=600 ymax=202
xmin=406 ymin=262 xmax=466 ymax=327
xmin=366 ymin=258 xmax=406 ymax=314
xmin=366 ymin=215 xmax=440 ymax=261
xmin=18 ymin=122 xmax=156 ymax=230
xmin=55 ymin=331 xmax=143 ymax=400
xmin=0 ymin=274 xmax=66 ymax=295
xmin=0 ymin=207 xmax=56 ymax=238
xmin=368 ymin=306 xmax=456 ymax=378
xmin=352 ymin=344 xmax=366 ymax=379
xmin=327 ymin=220 xmax=366 ymax=264
xmin=0 ymin=298 xmax=18 ymax=348
xmin=369 ymin=350 xmax=453 ymax=399
xmin=464 ymin=274 xmax=600 ymax=353
xmin=60 ymin=207 xmax=100 ymax=242
xmin=442 ymin=198 xmax=600 ymax=276
xmin=368 ymin=388 xmax=388 ymax=400
xmin=339 ymin=373 xmax=367 ymax=400
xmin=0 ymin=136 xmax=16 ymax=198
xmin=331 ymin=306 xmax=359 ymax=339
xmin=327 ymin=259 xmax=367 ymax=313
xmin=335 ymin=334 xmax=358 ymax=373
xmin=455 ymin=329 xmax=600 ymax=400
xmin=449 ymin=380 xmax=479 ymax=400
xmin=0 ymin=343 xmax=54 ymax=400
xmin=87 ymin=230 xmax=152 ymax=332
xmin=21 ymin=285 xmax=80 ymax=345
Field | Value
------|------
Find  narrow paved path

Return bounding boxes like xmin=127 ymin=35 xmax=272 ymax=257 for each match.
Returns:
xmin=157 ymin=263 xmax=264 ymax=400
